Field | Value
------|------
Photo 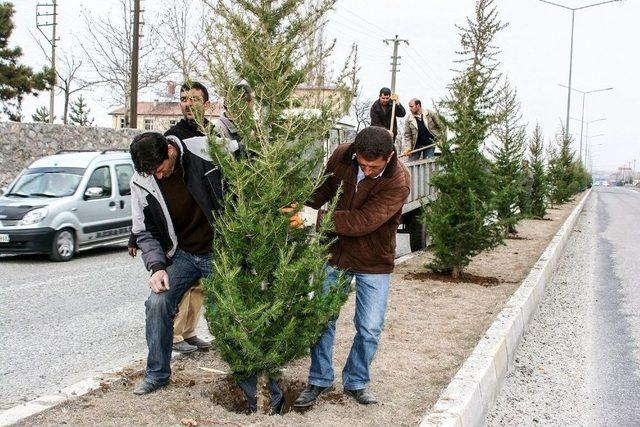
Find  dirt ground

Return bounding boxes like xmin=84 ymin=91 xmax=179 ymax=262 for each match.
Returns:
xmin=19 ymin=194 xmax=584 ymax=427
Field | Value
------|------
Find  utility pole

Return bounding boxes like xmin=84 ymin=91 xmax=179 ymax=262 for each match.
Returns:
xmin=36 ymin=0 xmax=58 ymax=124
xmin=129 ymin=0 xmax=142 ymax=129
xmin=383 ymin=35 xmax=409 ymax=94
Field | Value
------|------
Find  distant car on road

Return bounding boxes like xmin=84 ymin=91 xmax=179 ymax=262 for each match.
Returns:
xmin=0 ymin=150 xmax=134 ymax=261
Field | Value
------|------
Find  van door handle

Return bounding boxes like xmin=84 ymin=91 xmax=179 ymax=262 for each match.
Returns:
xmin=109 ymin=201 xmax=116 ymax=207
xmin=120 ymin=200 xmax=125 ymax=209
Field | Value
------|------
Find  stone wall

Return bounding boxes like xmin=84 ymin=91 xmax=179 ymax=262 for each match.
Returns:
xmin=0 ymin=122 xmax=142 ymax=187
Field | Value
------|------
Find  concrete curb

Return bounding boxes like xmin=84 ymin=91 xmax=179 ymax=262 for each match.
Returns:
xmin=420 ymin=189 xmax=592 ymax=427
xmin=0 ymin=363 xmax=141 ymax=427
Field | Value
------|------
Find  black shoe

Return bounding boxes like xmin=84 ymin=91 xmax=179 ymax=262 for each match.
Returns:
xmin=270 ymin=396 xmax=285 ymax=415
xmin=242 ymin=396 xmax=285 ymax=415
xmin=344 ymin=388 xmax=378 ymax=405
xmin=184 ymin=336 xmax=212 ymax=350
xmin=133 ymin=380 xmax=167 ymax=395
xmin=172 ymin=340 xmax=198 ymax=353
xmin=293 ymin=384 xmax=331 ymax=407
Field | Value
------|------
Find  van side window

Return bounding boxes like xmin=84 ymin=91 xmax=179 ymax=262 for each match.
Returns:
xmin=86 ymin=166 xmax=112 ymax=198
xmin=116 ymin=164 xmax=134 ymax=196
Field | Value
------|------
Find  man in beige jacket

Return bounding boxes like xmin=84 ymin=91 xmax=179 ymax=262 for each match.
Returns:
xmin=402 ymin=98 xmax=443 ymax=160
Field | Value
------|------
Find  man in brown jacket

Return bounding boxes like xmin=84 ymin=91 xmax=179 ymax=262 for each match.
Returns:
xmin=293 ymin=126 xmax=410 ymax=407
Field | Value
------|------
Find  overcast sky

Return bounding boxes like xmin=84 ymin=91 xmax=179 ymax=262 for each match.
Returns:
xmin=9 ymin=0 xmax=639 ymax=172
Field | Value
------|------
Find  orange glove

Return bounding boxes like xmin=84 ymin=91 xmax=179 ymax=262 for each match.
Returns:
xmin=280 ymin=203 xmax=304 ymax=228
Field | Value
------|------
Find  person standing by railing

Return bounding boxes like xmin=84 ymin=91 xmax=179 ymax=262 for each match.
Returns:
xmin=402 ymin=98 xmax=443 ymax=160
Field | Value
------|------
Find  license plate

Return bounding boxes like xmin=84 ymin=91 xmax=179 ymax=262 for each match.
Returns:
xmin=0 ymin=234 xmax=9 ymax=243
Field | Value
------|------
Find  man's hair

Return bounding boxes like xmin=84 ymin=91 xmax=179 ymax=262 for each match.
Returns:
xmin=235 ymin=82 xmax=253 ymax=103
xmin=223 ymin=82 xmax=253 ymax=110
xmin=130 ymin=132 xmax=169 ymax=175
xmin=412 ymin=98 xmax=422 ymax=107
xmin=379 ymin=87 xmax=391 ymax=96
xmin=354 ymin=126 xmax=394 ymax=160
xmin=180 ymin=81 xmax=209 ymax=102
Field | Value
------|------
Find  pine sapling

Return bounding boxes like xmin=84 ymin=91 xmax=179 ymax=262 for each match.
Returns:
xmin=423 ymin=0 xmax=506 ymax=278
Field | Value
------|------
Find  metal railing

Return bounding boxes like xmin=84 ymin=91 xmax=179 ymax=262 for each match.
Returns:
xmin=400 ymin=144 xmax=439 ymax=214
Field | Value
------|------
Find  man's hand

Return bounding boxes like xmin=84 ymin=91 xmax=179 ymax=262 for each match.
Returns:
xmin=281 ymin=203 xmax=304 ymax=228
xmin=402 ymin=149 xmax=412 ymax=157
xmin=149 ymin=270 xmax=170 ymax=293
xmin=128 ymin=246 xmax=137 ymax=257
xmin=390 ymin=93 xmax=399 ymax=102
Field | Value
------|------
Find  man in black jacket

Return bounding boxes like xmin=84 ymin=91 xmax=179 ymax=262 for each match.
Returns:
xmin=369 ymin=87 xmax=406 ymax=142
xmin=163 ymin=81 xmax=213 ymax=354
xmin=129 ymin=81 xmax=214 ymax=355
xmin=129 ymin=129 xmax=237 ymax=395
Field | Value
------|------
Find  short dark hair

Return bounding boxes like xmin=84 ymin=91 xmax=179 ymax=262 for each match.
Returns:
xmin=413 ymin=99 xmax=422 ymax=106
xmin=130 ymin=132 xmax=169 ymax=175
xmin=379 ymin=87 xmax=391 ymax=96
xmin=354 ymin=126 xmax=394 ymax=160
xmin=223 ymin=83 xmax=253 ymax=110
xmin=180 ymin=81 xmax=209 ymax=102
xmin=234 ymin=82 xmax=253 ymax=103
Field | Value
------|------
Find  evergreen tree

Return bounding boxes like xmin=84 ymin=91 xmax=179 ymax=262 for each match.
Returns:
xmin=489 ymin=80 xmax=526 ymax=234
xmin=69 ymin=95 xmax=94 ymax=126
xmin=573 ymin=162 xmax=591 ymax=191
xmin=0 ymin=2 xmax=54 ymax=121
xmin=422 ymin=0 xmax=506 ymax=278
xmin=31 ymin=106 xmax=55 ymax=123
xmin=528 ymin=123 xmax=548 ymax=219
xmin=200 ymin=0 xmax=354 ymax=411
xmin=547 ymin=125 xmax=577 ymax=204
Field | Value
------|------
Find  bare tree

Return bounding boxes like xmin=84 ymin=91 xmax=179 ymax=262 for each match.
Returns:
xmin=157 ymin=0 xmax=208 ymax=83
xmin=78 ymin=0 xmax=172 ymax=123
xmin=353 ymin=93 xmax=372 ymax=132
xmin=31 ymin=33 xmax=95 ymax=124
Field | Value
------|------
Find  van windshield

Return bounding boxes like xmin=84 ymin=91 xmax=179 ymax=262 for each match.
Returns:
xmin=7 ymin=167 xmax=85 ymax=198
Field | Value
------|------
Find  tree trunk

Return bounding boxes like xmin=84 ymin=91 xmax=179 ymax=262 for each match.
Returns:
xmin=452 ymin=265 xmax=462 ymax=279
xmin=63 ymin=91 xmax=70 ymax=124
xmin=256 ymin=372 xmax=270 ymax=414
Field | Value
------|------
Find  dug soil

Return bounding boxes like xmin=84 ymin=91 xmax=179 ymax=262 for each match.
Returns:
xmin=19 ymin=194 xmax=584 ymax=426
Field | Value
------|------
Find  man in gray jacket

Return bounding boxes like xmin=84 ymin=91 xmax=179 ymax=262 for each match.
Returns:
xmin=402 ymin=98 xmax=443 ymax=160
xmin=129 ymin=131 xmax=238 ymax=395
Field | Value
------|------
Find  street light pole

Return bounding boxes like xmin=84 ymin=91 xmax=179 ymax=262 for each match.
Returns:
xmin=567 ymin=9 xmax=575 ymax=139
xmin=560 ymin=85 xmax=612 ymax=165
xmin=539 ymin=0 xmax=622 ymax=140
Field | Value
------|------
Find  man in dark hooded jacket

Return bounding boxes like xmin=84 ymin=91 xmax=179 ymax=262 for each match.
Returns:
xmin=369 ymin=86 xmax=406 ymax=141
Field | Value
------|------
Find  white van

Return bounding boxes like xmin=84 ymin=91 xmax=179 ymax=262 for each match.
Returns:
xmin=0 ymin=150 xmax=134 ymax=261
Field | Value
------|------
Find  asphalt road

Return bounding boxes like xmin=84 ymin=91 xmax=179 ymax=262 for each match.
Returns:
xmin=487 ymin=187 xmax=640 ymax=426
xmin=0 ymin=245 xmax=210 ymax=410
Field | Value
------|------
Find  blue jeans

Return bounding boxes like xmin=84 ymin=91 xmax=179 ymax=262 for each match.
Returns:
xmin=236 ymin=375 xmax=283 ymax=412
xmin=144 ymin=248 xmax=213 ymax=385
xmin=308 ymin=265 xmax=390 ymax=391
xmin=410 ymin=145 xmax=435 ymax=160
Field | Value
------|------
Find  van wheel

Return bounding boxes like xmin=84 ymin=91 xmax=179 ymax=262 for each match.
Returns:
xmin=50 ymin=229 xmax=76 ymax=262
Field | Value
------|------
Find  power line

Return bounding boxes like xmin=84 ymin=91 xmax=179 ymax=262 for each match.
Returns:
xmin=339 ymin=4 xmax=393 ymax=38
xmin=402 ymin=51 xmax=443 ymax=94
xmin=406 ymin=45 xmax=447 ymax=87
xmin=400 ymin=56 xmax=440 ymax=100
xmin=329 ymin=14 xmax=384 ymax=46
